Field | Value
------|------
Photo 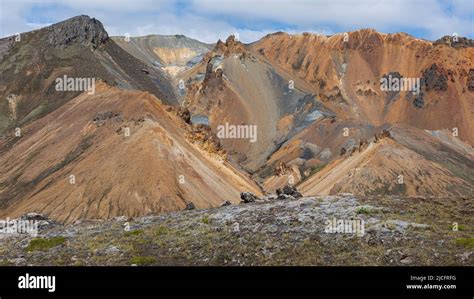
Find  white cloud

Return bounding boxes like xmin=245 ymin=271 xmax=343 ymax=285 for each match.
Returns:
xmin=0 ymin=0 xmax=472 ymax=43
xmin=189 ymin=0 xmax=473 ymax=39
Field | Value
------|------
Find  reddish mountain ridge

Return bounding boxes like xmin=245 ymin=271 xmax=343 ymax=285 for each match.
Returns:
xmin=0 ymin=17 xmax=260 ymax=223
xmin=250 ymin=30 xmax=474 ymax=144
xmin=178 ymin=31 xmax=473 ymax=196
xmin=0 ymin=16 xmax=473 ymax=223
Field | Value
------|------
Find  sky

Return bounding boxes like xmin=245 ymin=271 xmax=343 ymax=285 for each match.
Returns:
xmin=0 ymin=0 xmax=473 ymax=43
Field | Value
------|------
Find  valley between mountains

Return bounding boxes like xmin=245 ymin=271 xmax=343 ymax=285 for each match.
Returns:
xmin=0 ymin=15 xmax=472 ymax=266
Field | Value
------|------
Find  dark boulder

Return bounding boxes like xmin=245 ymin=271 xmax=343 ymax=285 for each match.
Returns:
xmin=276 ymin=185 xmax=302 ymax=199
xmin=240 ymin=192 xmax=258 ymax=203
xmin=185 ymin=202 xmax=195 ymax=210
xmin=20 ymin=213 xmax=49 ymax=221
xmin=19 ymin=213 xmax=58 ymax=230
xmin=221 ymin=200 xmax=232 ymax=207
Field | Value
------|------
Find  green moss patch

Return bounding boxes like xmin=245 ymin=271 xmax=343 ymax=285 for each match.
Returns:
xmin=124 ymin=229 xmax=144 ymax=237
xmin=26 ymin=236 xmax=66 ymax=252
xmin=356 ymin=207 xmax=372 ymax=215
xmin=454 ymin=238 xmax=474 ymax=249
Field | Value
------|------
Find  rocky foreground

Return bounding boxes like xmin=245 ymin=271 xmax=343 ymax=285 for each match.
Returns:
xmin=0 ymin=189 xmax=473 ymax=266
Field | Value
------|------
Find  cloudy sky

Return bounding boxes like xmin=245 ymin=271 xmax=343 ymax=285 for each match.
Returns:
xmin=0 ymin=0 xmax=473 ymax=43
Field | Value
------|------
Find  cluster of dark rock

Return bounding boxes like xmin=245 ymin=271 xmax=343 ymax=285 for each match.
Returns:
xmin=183 ymin=185 xmax=304 ymax=211
xmin=356 ymin=87 xmax=378 ymax=96
xmin=421 ymin=64 xmax=448 ymax=92
xmin=340 ymin=137 xmax=371 ymax=157
xmin=433 ymin=35 xmax=474 ymax=48
xmin=468 ymin=69 xmax=474 ymax=92
xmin=93 ymin=111 xmax=123 ymax=126
xmin=406 ymin=91 xmax=425 ymax=109
xmin=340 ymin=129 xmax=392 ymax=157
xmin=0 ymin=213 xmax=58 ymax=233
xmin=276 ymin=185 xmax=303 ymax=200
xmin=240 ymin=192 xmax=259 ymax=203
xmin=320 ymin=86 xmax=347 ymax=104
xmin=20 ymin=213 xmax=58 ymax=230
xmin=380 ymin=64 xmax=449 ymax=109
xmin=374 ymin=129 xmax=392 ymax=142
xmin=239 ymin=185 xmax=303 ymax=204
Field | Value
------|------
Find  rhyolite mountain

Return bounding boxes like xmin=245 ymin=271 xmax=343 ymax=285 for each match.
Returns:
xmin=0 ymin=15 xmax=473 ymax=223
xmin=177 ymin=32 xmax=473 ymax=197
xmin=112 ymin=34 xmax=213 ymax=76
xmin=0 ymin=15 xmax=179 ymax=134
xmin=0 ymin=16 xmax=260 ymax=223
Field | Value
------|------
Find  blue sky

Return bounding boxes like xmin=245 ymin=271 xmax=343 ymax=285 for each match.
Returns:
xmin=1 ymin=0 xmax=473 ymax=43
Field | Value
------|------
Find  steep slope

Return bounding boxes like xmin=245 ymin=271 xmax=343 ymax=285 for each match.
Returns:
xmin=242 ymin=31 xmax=474 ymax=194
xmin=179 ymin=36 xmax=332 ymax=172
xmin=1 ymin=13 xmax=472 ymax=225
xmin=260 ymin=117 xmax=378 ymax=190
xmin=173 ymin=32 xmax=473 ymax=198
xmin=250 ymin=30 xmax=474 ymax=145
xmin=112 ymin=35 xmax=213 ymax=76
xmin=298 ymin=125 xmax=474 ymax=197
xmin=0 ymin=83 xmax=261 ymax=223
xmin=0 ymin=15 xmax=178 ymax=134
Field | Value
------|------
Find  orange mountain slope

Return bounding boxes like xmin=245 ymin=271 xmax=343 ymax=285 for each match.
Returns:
xmin=0 ymin=83 xmax=261 ymax=223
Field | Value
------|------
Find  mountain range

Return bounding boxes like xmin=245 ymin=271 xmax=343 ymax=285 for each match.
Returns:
xmin=0 ymin=15 xmax=472 ymax=223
